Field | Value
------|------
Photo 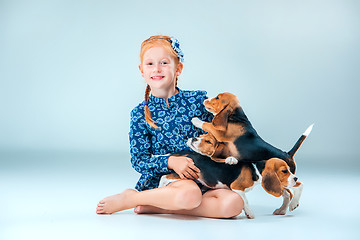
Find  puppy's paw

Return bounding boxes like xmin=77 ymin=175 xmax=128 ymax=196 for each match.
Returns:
xmin=191 ymin=117 xmax=204 ymax=129
xmin=244 ymin=208 xmax=255 ymax=219
xmin=225 ymin=156 xmax=238 ymax=165
xmin=273 ymin=208 xmax=287 ymax=215
xmin=289 ymin=200 xmax=299 ymax=211
xmin=159 ymin=175 xmax=179 ymax=188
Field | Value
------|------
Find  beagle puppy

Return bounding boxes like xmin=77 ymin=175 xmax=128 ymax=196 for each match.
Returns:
xmin=188 ymin=133 xmax=239 ymax=165
xmin=188 ymin=133 xmax=239 ymax=164
xmin=159 ymin=151 xmax=303 ymax=218
xmin=190 ymin=92 xmax=313 ymax=174
xmin=185 ymin=92 xmax=312 ymax=217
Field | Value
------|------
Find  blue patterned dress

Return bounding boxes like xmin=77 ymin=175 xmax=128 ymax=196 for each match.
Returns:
xmin=129 ymin=88 xmax=213 ymax=191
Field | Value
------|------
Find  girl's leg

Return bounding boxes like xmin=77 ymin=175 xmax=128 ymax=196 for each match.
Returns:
xmin=135 ymin=189 xmax=244 ymax=219
xmin=96 ymin=180 xmax=202 ymax=214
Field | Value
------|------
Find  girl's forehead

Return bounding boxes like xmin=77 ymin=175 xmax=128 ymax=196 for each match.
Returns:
xmin=143 ymin=46 xmax=173 ymax=59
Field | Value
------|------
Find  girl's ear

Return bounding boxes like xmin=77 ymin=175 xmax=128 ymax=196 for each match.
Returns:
xmin=139 ymin=64 xmax=144 ymax=77
xmin=176 ymin=62 xmax=183 ymax=76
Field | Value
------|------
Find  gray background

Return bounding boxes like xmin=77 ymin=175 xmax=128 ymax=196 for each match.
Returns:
xmin=1 ymin=0 xmax=359 ymax=162
xmin=1 ymin=1 xmax=360 ymax=240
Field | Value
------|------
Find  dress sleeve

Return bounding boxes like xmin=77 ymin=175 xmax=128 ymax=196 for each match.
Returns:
xmin=129 ymin=108 xmax=171 ymax=175
xmin=198 ymin=93 xmax=213 ymax=123
xmin=193 ymin=91 xmax=213 ymax=136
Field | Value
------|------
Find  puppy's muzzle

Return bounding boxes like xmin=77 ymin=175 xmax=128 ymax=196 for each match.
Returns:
xmin=186 ymin=137 xmax=201 ymax=153
xmin=186 ymin=137 xmax=197 ymax=147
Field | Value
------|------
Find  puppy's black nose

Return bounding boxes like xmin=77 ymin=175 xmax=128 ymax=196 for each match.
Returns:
xmin=294 ymin=177 xmax=298 ymax=182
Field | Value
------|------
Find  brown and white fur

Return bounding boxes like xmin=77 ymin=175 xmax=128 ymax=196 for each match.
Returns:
xmin=159 ymin=151 xmax=303 ymax=218
xmin=183 ymin=92 xmax=312 ymax=218
xmin=190 ymin=92 xmax=313 ymax=174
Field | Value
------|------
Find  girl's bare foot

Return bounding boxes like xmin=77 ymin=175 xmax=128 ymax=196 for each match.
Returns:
xmin=134 ymin=205 xmax=171 ymax=214
xmin=96 ymin=189 xmax=137 ymax=214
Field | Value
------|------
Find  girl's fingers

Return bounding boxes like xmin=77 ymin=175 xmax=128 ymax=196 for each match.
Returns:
xmin=185 ymin=158 xmax=200 ymax=172
xmin=186 ymin=158 xmax=195 ymax=164
xmin=175 ymin=157 xmax=200 ymax=179
xmin=189 ymin=163 xmax=200 ymax=173
xmin=183 ymin=171 xmax=191 ymax=179
xmin=187 ymin=169 xmax=199 ymax=179
xmin=186 ymin=159 xmax=200 ymax=170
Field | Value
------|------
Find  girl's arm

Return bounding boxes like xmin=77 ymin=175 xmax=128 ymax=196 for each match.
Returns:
xmin=129 ymin=114 xmax=170 ymax=176
xmin=129 ymin=123 xmax=200 ymax=179
xmin=129 ymin=109 xmax=200 ymax=179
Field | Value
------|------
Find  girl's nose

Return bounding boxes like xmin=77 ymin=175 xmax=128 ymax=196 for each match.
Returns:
xmin=154 ymin=64 xmax=161 ymax=72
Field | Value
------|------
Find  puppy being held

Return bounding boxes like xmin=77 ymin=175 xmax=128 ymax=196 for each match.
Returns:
xmin=188 ymin=132 xmax=239 ymax=165
xmin=159 ymin=151 xmax=302 ymax=219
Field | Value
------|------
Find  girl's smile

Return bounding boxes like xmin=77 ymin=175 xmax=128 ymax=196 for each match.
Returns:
xmin=151 ymin=75 xmax=165 ymax=80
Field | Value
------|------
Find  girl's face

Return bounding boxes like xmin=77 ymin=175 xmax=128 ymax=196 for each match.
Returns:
xmin=139 ymin=46 xmax=183 ymax=94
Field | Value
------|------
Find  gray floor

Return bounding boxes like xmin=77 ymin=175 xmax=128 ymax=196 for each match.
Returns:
xmin=1 ymin=151 xmax=359 ymax=240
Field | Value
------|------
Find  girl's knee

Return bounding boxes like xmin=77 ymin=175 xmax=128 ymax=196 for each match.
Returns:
xmin=220 ymin=192 xmax=244 ymax=218
xmin=174 ymin=184 xmax=202 ymax=210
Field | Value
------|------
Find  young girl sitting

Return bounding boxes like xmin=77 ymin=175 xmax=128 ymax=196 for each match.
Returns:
xmin=96 ymin=35 xmax=244 ymax=218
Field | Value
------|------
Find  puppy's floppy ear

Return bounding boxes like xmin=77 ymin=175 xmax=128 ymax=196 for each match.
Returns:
xmin=211 ymin=142 xmax=229 ymax=159
xmin=212 ymin=107 xmax=230 ymax=131
xmin=261 ymin=170 xmax=283 ymax=197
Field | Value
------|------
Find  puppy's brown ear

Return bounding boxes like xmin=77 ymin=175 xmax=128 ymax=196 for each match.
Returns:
xmin=212 ymin=107 xmax=230 ymax=131
xmin=211 ymin=143 xmax=229 ymax=159
xmin=261 ymin=170 xmax=283 ymax=197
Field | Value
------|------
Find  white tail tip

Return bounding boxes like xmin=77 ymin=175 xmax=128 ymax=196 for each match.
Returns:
xmin=303 ymin=124 xmax=314 ymax=136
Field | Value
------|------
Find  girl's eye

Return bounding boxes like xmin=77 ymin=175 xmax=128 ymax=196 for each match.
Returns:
xmin=161 ymin=61 xmax=168 ymax=65
xmin=146 ymin=62 xmax=153 ymax=66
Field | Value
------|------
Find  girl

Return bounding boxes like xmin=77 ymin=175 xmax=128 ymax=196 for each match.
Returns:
xmin=96 ymin=35 xmax=244 ymax=218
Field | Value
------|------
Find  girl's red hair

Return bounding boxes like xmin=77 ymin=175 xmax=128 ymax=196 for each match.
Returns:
xmin=140 ymin=35 xmax=181 ymax=128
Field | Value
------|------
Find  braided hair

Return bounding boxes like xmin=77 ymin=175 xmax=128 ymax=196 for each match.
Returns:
xmin=140 ymin=35 xmax=181 ymax=128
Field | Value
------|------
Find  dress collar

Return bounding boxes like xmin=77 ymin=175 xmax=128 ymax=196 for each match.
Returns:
xmin=149 ymin=87 xmax=182 ymax=105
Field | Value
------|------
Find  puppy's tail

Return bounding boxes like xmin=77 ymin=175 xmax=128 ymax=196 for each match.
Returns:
xmin=288 ymin=124 xmax=314 ymax=158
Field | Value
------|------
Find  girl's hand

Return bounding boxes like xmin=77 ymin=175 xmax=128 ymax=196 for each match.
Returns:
xmin=167 ymin=156 xmax=200 ymax=179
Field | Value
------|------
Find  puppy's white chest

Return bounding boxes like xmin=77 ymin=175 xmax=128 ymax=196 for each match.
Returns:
xmin=197 ymin=179 xmax=228 ymax=189
xmin=214 ymin=181 xmax=229 ymax=189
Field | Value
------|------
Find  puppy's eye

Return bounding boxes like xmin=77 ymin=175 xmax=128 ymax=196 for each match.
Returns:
xmin=205 ymin=140 xmax=211 ymax=144
xmin=282 ymin=170 xmax=288 ymax=173
xmin=215 ymin=96 xmax=219 ymax=100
